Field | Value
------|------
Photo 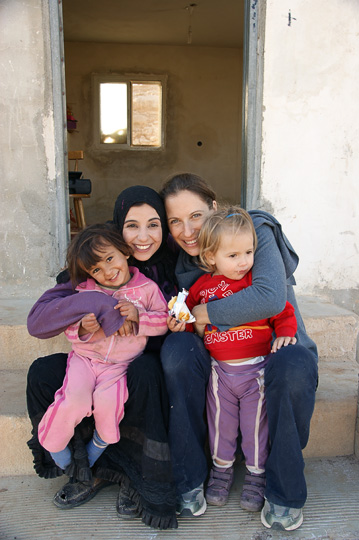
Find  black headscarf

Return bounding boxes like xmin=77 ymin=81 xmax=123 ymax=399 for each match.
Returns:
xmin=113 ymin=185 xmax=178 ymax=298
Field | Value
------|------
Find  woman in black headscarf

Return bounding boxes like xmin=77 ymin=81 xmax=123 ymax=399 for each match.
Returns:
xmin=26 ymin=186 xmax=178 ymax=529
xmin=113 ymin=185 xmax=177 ymax=302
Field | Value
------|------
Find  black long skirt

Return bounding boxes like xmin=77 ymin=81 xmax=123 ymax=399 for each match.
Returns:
xmin=26 ymin=351 xmax=177 ymax=529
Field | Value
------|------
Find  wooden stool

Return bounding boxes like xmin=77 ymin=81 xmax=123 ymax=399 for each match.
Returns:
xmin=68 ymin=150 xmax=91 ymax=234
xmin=68 ymin=150 xmax=83 ymax=172
xmin=69 ymin=194 xmax=90 ymax=229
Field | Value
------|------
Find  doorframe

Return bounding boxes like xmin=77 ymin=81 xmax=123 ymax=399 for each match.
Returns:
xmin=52 ymin=0 xmax=265 ymax=239
xmin=241 ymin=0 xmax=266 ymax=210
xmin=50 ymin=0 xmax=70 ymax=265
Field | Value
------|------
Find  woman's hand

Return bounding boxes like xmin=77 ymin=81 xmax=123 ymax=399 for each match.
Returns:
xmin=79 ymin=313 xmax=100 ymax=335
xmin=271 ymin=335 xmax=297 ymax=353
xmin=167 ymin=315 xmax=186 ymax=332
xmin=193 ymin=322 xmax=206 ymax=338
xmin=115 ymin=301 xmax=139 ymax=324
xmin=191 ymin=303 xmax=211 ymax=326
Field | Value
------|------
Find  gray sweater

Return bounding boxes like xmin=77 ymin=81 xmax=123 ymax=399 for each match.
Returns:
xmin=175 ymin=209 xmax=318 ymax=361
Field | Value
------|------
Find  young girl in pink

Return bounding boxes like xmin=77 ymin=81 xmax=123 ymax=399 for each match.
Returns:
xmin=37 ymin=223 xmax=168 ymax=470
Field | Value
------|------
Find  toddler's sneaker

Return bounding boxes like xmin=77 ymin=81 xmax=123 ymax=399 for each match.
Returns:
xmin=205 ymin=465 xmax=234 ymax=507
xmin=176 ymin=483 xmax=207 ymax=517
xmin=240 ymin=470 xmax=266 ymax=511
xmin=261 ymin=499 xmax=303 ymax=531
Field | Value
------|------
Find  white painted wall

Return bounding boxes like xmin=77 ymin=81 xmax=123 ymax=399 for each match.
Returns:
xmin=259 ymin=0 xmax=359 ymax=312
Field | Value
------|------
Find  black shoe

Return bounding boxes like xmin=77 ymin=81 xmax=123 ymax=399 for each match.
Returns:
xmin=53 ymin=478 xmax=112 ymax=509
xmin=116 ymin=483 xmax=140 ymax=519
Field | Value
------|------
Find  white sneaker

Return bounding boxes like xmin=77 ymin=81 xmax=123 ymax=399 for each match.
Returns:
xmin=261 ymin=499 xmax=303 ymax=531
xmin=176 ymin=483 xmax=207 ymax=517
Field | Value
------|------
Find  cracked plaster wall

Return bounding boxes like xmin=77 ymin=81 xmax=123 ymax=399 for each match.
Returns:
xmin=0 ymin=0 xmax=62 ymax=297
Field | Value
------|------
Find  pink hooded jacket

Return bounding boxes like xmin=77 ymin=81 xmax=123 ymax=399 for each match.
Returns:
xmin=64 ymin=267 xmax=168 ymax=364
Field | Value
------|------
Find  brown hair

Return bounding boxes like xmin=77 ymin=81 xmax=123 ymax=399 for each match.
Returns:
xmin=159 ymin=172 xmax=216 ymax=209
xmin=67 ymin=223 xmax=132 ymax=285
xmin=198 ymin=206 xmax=257 ymax=272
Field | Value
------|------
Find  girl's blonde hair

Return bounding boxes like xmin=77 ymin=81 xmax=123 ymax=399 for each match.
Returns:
xmin=198 ymin=206 xmax=257 ymax=273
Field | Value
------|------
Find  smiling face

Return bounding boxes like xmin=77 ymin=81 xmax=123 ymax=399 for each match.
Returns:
xmin=165 ymin=191 xmax=217 ymax=256
xmin=207 ymin=230 xmax=255 ymax=280
xmin=122 ymin=203 xmax=163 ymax=262
xmin=88 ymin=242 xmax=131 ymax=288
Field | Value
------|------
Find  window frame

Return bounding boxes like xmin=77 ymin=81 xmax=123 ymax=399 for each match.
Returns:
xmin=92 ymin=73 xmax=167 ymax=151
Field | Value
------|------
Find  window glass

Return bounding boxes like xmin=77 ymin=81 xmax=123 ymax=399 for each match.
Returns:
xmin=131 ymin=82 xmax=162 ymax=147
xmin=100 ymin=83 xmax=127 ymax=144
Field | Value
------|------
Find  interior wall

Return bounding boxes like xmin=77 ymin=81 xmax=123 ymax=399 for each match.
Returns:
xmin=64 ymin=43 xmax=243 ymax=223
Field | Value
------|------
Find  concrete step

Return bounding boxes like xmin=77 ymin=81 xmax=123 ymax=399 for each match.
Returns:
xmin=0 ymin=298 xmax=70 ymax=370
xmin=298 ymin=296 xmax=359 ymax=363
xmin=1 ymin=457 xmax=359 ymax=540
xmin=0 ymin=296 xmax=358 ymax=476
xmin=1 ymin=296 xmax=358 ymax=369
xmin=1 ymin=357 xmax=358 ymax=475
xmin=299 ymin=297 xmax=359 ymax=457
xmin=303 ymin=359 xmax=359 ymax=458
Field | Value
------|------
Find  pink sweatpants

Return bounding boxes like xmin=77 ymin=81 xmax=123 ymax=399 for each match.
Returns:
xmin=38 ymin=351 xmax=129 ymax=452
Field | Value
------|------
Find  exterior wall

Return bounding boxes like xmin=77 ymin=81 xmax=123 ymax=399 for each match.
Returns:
xmin=64 ymin=43 xmax=243 ymax=223
xmin=258 ymin=0 xmax=359 ymax=314
xmin=0 ymin=0 xmax=67 ymax=298
xmin=2 ymin=0 xmax=358 ymax=312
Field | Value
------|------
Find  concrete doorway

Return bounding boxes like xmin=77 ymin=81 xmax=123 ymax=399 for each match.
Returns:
xmin=60 ymin=0 xmax=251 ymax=226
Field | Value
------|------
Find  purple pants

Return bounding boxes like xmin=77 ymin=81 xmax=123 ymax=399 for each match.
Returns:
xmin=206 ymin=357 xmax=269 ymax=473
xmin=38 ymin=351 xmax=129 ymax=452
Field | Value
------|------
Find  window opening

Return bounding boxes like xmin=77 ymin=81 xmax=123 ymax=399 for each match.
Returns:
xmin=94 ymin=74 xmax=166 ymax=150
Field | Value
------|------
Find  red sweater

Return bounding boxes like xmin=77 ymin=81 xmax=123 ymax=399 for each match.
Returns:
xmin=186 ymin=271 xmax=297 ymax=361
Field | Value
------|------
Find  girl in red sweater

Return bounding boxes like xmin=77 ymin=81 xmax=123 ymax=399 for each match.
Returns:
xmin=171 ymin=206 xmax=297 ymax=513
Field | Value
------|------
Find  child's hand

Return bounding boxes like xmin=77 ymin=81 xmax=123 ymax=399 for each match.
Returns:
xmin=271 ymin=336 xmax=297 ymax=353
xmin=80 ymin=313 xmax=100 ymax=335
xmin=117 ymin=320 xmax=135 ymax=337
xmin=115 ymin=301 xmax=139 ymax=324
xmin=167 ymin=315 xmax=186 ymax=332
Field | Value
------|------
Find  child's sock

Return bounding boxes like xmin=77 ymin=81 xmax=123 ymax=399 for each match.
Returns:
xmin=213 ymin=460 xmax=233 ymax=469
xmin=86 ymin=430 xmax=109 ymax=467
xmin=50 ymin=446 xmax=72 ymax=470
